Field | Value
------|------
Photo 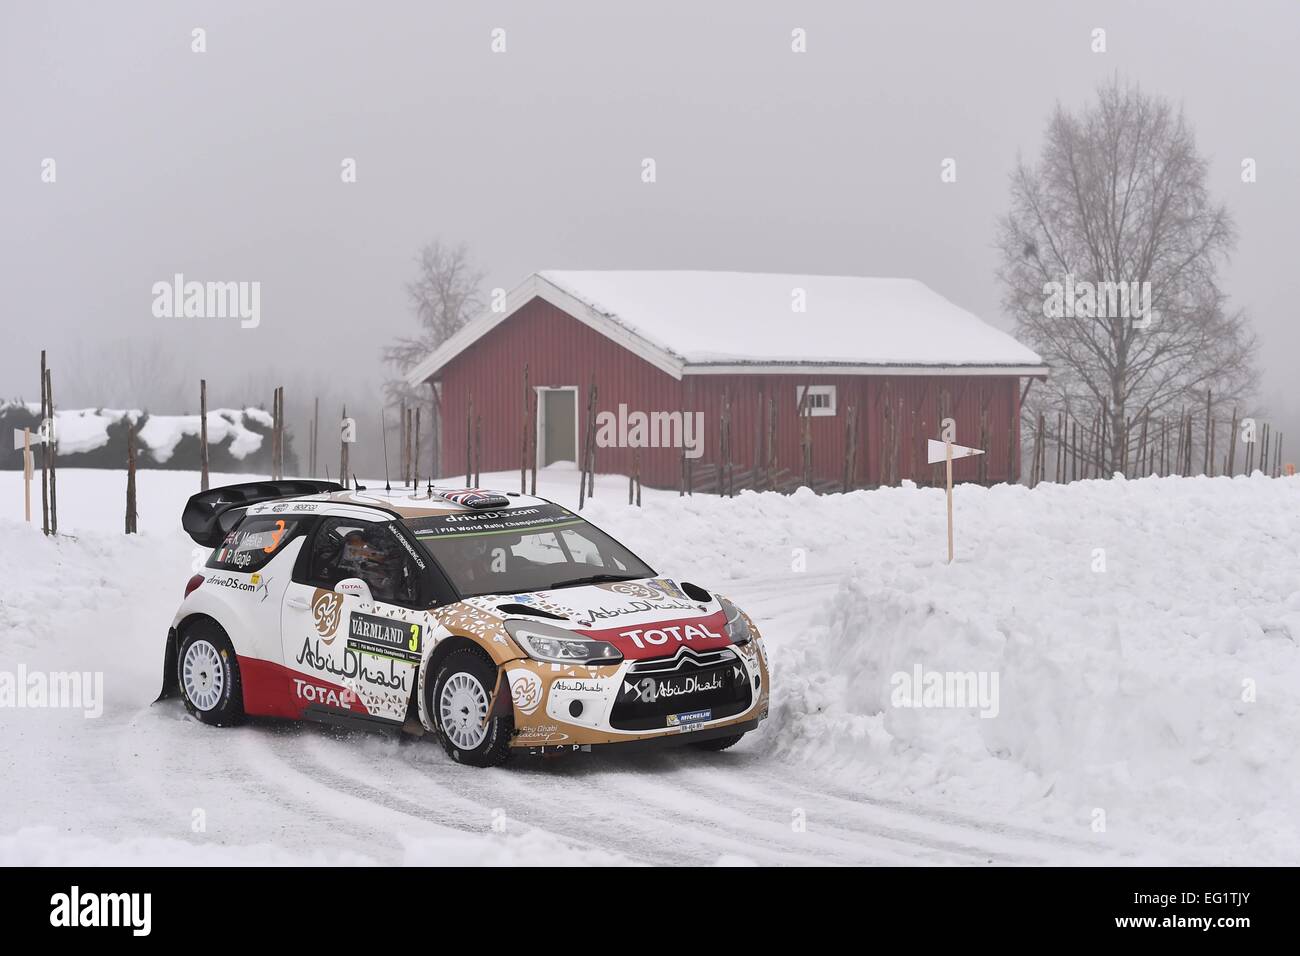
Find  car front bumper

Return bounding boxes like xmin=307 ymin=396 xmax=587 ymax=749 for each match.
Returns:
xmin=505 ymin=638 xmax=770 ymax=752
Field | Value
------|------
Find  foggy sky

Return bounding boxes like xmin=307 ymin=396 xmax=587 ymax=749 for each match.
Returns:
xmin=3 ymin=0 xmax=1298 ymax=463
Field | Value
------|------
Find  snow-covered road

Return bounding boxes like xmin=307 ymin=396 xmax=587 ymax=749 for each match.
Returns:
xmin=2 ymin=467 xmax=1296 ymax=865
xmin=13 ymin=667 xmax=1113 ymax=867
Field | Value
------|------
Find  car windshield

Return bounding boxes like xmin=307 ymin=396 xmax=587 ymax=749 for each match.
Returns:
xmin=404 ymin=502 xmax=655 ymax=598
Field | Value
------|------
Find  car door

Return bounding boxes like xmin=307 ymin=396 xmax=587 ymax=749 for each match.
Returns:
xmin=281 ymin=513 xmax=430 ymax=723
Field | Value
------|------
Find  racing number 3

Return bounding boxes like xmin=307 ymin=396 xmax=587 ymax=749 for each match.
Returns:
xmin=263 ymin=519 xmax=287 ymax=554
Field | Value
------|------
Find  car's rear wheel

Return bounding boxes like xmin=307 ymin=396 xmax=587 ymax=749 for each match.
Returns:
xmin=691 ymin=732 xmax=745 ymax=752
xmin=430 ymin=648 xmax=511 ymax=767
xmin=177 ymin=621 xmax=244 ymax=726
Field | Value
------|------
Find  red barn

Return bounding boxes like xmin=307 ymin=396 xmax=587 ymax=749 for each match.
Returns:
xmin=406 ymin=271 xmax=1047 ymax=492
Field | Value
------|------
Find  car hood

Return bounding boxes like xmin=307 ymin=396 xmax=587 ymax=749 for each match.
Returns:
xmin=464 ymin=577 xmax=734 ymax=661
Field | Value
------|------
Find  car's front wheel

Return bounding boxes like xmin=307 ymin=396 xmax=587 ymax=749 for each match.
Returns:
xmin=177 ymin=621 xmax=244 ymax=726
xmin=691 ymin=732 xmax=745 ymax=752
xmin=430 ymin=648 xmax=511 ymax=767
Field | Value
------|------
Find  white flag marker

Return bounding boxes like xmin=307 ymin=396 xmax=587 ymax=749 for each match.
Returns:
xmin=13 ymin=427 xmax=48 ymax=450
xmin=927 ymin=439 xmax=984 ymax=464
xmin=927 ymin=438 xmax=986 ymax=563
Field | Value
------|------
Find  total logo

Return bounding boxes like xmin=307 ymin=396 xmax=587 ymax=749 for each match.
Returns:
xmin=293 ymin=678 xmax=356 ymax=710
xmin=618 ymin=622 xmax=722 ymax=650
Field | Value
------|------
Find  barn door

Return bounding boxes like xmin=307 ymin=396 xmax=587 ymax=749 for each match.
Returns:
xmin=537 ymin=386 xmax=578 ymax=468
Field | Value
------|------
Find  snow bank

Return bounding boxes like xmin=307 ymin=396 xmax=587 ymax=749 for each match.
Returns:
xmin=1 ymin=403 xmax=267 ymax=463
xmin=588 ymin=475 xmax=1300 ymax=862
xmin=136 ymin=410 xmax=264 ymax=463
xmin=41 ymin=408 xmax=140 ymax=455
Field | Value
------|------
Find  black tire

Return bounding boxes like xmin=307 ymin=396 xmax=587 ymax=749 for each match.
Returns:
xmin=429 ymin=647 xmax=512 ymax=767
xmin=176 ymin=620 xmax=244 ymax=727
xmin=691 ymin=732 xmax=745 ymax=752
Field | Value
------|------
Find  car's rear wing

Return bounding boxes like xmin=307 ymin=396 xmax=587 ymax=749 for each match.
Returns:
xmin=181 ymin=479 xmax=343 ymax=547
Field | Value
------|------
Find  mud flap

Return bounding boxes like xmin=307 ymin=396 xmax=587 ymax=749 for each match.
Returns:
xmin=482 ymin=664 xmax=510 ymax=730
xmin=400 ymin=672 xmax=426 ymax=738
xmin=155 ymin=628 xmax=180 ymax=703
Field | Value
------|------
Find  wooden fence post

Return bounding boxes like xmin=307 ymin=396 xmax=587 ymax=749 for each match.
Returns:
xmin=977 ymin=388 xmax=989 ymax=485
xmin=578 ymin=379 xmax=597 ymax=509
xmin=465 ymin=396 xmax=473 ymax=486
xmin=721 ymin=387 xmax=733 ymax=497
xmin=40 ymin=351 xmax=49 ymax=536
xmin=200 ymin=379 xmax=210 ymax=490
xmin=521 ymin=364 xmax=530 ymax=494
xmin=766 ymin=392 xmax=777 ymax=489
xmin=585 ymin=379 xmax=597 ymax=499
xmin=270 ymin=387 xmax=277 ymax=480
xmin=340 ymin=403 xmax=349 ymax=486
xmin=125 ymin=419 xmax=138 ymax=534
xmin=276 ymin=386 xmax=285 ymax=479
xmin=399 ymin=401 xmax=408 ymax=485
xmin=1203 ymin=391 xmax=1212 ymax=475
xmin=1208 ymin=416 xmax=1216 ymax=478
xmin=1226 ymin=409 xmax=1238 ymax=475
xmin=842 ymin=403 xmax=858 ymax=493
xmin=1055 ymin=412 xmax=1064 ymax=483
xmin=310 ymin=396 xmax=319 ymax=478
xmin=528 ymin=389 xmax=537 ymax=496
xmin=474 ymin=413 xmax=482 ymax=488
xmin=281 ymin=385 xmax=286 ymax=478
xmin=46 ymin=366 xmax=57 ymax=534
xmin=271 ymin=386 xmax=278 ymax=480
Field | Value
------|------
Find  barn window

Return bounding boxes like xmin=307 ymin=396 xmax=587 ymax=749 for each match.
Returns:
xmin=796 ymin=385 xmax=837 ymax=417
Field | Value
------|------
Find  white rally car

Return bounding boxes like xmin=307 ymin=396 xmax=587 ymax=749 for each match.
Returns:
xmin=159 ymin=480 xmax=770 ymax=766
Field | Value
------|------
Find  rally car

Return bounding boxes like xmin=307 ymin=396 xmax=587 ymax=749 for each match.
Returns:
xmin=159 ymin=480 xmax=769 ymax=766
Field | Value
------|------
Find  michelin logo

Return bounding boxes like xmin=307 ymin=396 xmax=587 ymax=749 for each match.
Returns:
xmin=666 ymin=708 xmax=711 ymax=727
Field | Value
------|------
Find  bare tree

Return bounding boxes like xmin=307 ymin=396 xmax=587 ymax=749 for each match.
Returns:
xmin=382 ymin=240 xmax=484 ymax=408
xmin=62 ymin=340 xmax=192 ymax=410
xmin=997 ymin=77 xmax=1257 ymax=469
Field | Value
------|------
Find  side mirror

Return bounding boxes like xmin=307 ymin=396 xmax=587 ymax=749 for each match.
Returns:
xmin=335 ymin=577 xmax=373 ymax=603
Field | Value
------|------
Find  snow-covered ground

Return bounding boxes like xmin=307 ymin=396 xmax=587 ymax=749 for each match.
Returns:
xmin=1 ymin=465 xmax=1296 ymax=865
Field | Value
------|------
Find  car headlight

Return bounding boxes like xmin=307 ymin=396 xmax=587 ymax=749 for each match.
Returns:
xmin=505 ymin=619 xmax=624 ymax=665
xmin=718 ymin=597 xmax=753 ymax=645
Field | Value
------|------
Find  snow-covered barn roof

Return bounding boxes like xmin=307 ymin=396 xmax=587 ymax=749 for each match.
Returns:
xmin=406 ymin=270 xmax=1047 ymax=385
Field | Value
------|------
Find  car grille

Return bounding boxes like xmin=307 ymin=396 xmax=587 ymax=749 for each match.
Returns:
xmin=610 ymin=647 xmax=752 ymax=731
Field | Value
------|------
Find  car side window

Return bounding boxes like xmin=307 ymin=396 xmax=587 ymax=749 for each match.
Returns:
xmin=207 ymin=515 xmax=302 ymax=573
xmin=302 ymin=516 xmax=421 ymax=606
